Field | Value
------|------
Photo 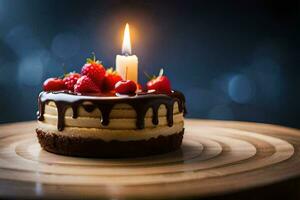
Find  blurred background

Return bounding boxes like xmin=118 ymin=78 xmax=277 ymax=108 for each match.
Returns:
xmin=0 ymin=0 xmax=299 ymax=128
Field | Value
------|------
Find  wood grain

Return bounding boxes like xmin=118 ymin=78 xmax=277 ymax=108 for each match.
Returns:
xmin=0 ymin=119 xmax=299 ymax=199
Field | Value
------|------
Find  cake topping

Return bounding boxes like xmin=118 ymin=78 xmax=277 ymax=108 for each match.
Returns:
xmin=103 ymin=68 xmax=123 ymax=91
xmin=115 ymin=80 xmax=137 ymax=94
xmin=146 ymin=69 xmax=171 ymax=94
xmin=81 ymin=53 xmax=106 ymax=87
xmin=43 ymin=78 xmax=66 ymax=91
xmin=74 ymin=75 xmax=101 ymax=93
xmin=41 ymin=56 xmax=175 ymax=96
xmin=63 ymin=72 xmax=81 ymax=91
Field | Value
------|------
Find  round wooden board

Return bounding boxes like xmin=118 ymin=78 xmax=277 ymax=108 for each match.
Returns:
xmin=0 ymin=119 xmax=300 ymax=199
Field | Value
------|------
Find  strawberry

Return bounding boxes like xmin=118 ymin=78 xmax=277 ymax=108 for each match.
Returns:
xmin=74 ymin=75 xmax=101 ymax=93
xmin=146 ymin=69 xmax=171 ymax=94
xmin=103 ymin=68 xmax=123 ymax=91
xmin=81 ymin=53 xmax=106 ymax=87
xmin=115 ymin=80 xmax=137 ymax=94
xmin=43 ymin=78 xmax=66 ymax=91
xmin=63 ymin=72 xmax=81 ymax=91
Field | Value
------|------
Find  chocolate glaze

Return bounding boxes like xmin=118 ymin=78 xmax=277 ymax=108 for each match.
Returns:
xmin=37 ymin=90 xmax=186 ymax=131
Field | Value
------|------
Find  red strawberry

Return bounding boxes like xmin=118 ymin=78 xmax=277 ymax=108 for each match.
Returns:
xmin=43 ymin=78 xmax=66 ymax=91
xmin=115 ymin=80 xmax=137 ymax=94
xmin=103 ymin=68 xmax=123 ymax=91
xmin=146 ymin=69 xmax=171 ymax=94
xmin=63 ymin=72 xmax=81 ymax=91
xmin=74 ymin=75 xmax=101 ymax=93
xmin=81 ymin=54 xmax=106 ymax=87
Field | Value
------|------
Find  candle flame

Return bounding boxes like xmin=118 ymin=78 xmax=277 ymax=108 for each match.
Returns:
xmin=122 ymin=23 xmax=132 ymax=55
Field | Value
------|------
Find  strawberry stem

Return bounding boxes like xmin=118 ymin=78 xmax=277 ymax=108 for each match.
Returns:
xmin=144 ymin=69 xmax=165 ymax=80
xmin=158 ymin=68 xmax=164 ymax=77
xmin=86 ymin=52 xmax=102 ymax=64
xmin=91 ymin=52 xmax=96 ymax=62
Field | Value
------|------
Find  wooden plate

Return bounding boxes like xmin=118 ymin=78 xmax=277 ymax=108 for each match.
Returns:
xmin=0 ymin=119 xmax=299 ymax=199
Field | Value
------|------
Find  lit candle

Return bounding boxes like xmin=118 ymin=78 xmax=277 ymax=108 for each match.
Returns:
xmin=116 ymin=23 xmax=138 ymax=82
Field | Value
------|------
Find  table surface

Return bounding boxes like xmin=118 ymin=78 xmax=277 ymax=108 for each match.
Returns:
xmin=0 ymin=119 xmax=300 ymax=199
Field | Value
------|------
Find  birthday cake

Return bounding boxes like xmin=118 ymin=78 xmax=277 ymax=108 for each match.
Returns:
xmin=36 ymin=55 xmax=186 ymax=158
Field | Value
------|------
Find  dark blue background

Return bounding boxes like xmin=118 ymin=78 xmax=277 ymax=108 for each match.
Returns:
xmin=0 ymin=0 xmax=299 ymax=128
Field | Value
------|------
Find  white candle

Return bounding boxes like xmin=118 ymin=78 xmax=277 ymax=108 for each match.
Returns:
xmin=116 ymin=23 xmax=138 ymax=82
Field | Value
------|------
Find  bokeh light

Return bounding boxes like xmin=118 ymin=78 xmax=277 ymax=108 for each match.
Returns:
xmin=251 ymin=58 xmax=281 ymax=99
xmin=228 ymin=74 xmax=255 ymax=104
xmin=186 ymin=87 xmax=231 ymax=118
xmin=17 ymin=51 xmax=47 ymax=87
xmin=51 ymin=33 xmax=81 ymax=59
xmin=5 ymin=25 xmax=42 ymax=57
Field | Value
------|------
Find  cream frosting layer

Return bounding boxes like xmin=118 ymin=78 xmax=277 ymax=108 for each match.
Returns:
xmin=38 ymin=101 xmax=184 ymax=141
xmin=37 ymin=122 xmax=184 ymax=141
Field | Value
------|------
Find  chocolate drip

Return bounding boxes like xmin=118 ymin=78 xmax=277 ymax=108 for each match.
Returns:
xmin=166 ymin=102 xmax=174 ymax=127
xmin=55 ymin=101 xmax=68 ymax=131
xmin=37 ymin=91 xmax=186 ymax=131
xmin=170 ymin=91 xmax=186 ymax=115
xmin=131 ymin=103 xmax=148 ymax=129
xmin=97 ymin=104 xmax=115 ymax=126
xmin=151 ymin=104 xmax=159 ymax=125
xmin=71 ymin=102 xmax=80 ymax=119
xmin=37 ymin=93 xmax=45 ymax=121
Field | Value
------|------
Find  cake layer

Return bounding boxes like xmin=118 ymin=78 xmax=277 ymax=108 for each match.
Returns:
xmin=37 ymin=91 xmax=186 ymax=131
xmin=38 ymin=98 xmax=184 ymax=141
xmin=37 ymin=121 xmax=184 ymax=141
xmin=38 ymin=92 xmax=184 ymax=142
xmin=41 ymin=113 xmax=184 ymax=129
xmin=42 ymin=101 xmax=183 ymax=129
xmin=36 ymin=129 xmax=184 ymax=158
